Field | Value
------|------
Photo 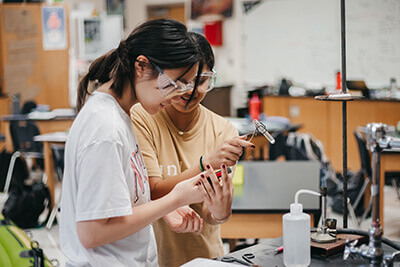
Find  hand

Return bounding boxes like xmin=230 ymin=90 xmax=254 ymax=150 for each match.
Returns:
xmin=171 ymin=175 xmax=208 ymax=207
xmin=203 ymin=136 xmax=254 ymax=169
xmin=201 ymin=164 xmax=233 ymax=223
xmin=163 ymin=206 xmax=203 ymax=234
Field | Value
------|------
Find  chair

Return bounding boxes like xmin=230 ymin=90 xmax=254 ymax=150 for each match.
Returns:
xmin=46 ymin=144 xmax=65 ymax=229
xmin=9 ymin=120 xmax=44 ymax=170
xmin=2 ymin=120 xmax=45 ymax=206
xmin=347 ymin=130 xmax=373 ymax=229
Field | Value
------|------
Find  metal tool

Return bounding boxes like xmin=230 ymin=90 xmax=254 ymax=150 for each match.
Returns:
xmin=310 ymin=187 xmax=337 ymax=243
xmin=221 ymin=256 xmax=253 ymax=266
xmin=242 ymin=253 xmax=255 ymax=264
xmin=251 ymin=119 xmax=275 ymax=144
xmin=344 ymin=123 xmax=400 ymax=266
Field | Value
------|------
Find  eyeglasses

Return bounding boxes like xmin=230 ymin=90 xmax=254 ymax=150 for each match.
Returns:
xmin=149 ymin=61 xmax=195 ymax=99
xmin=198 ymin=69 xmax=217 ymax=92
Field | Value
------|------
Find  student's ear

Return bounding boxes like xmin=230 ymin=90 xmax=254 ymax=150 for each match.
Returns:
xmin=134 ymin=55 xmax=150 ymax=78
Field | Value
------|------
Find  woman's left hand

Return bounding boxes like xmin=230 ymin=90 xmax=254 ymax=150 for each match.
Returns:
xmin=201 ymin=164 xmax=233 ymax=224
xmin=163 ymin=206 xmax=203 ymax=234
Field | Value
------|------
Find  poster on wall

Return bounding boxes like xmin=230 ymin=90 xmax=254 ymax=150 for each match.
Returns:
xmin=41 ymin=6 xmax=67 ymax=51
xmin=81 ymin=18 xmax=102 ymax=59
xmin=191 ymin=0 xmax=233 ymax=20
xmin=107 ymin=0 xmax=125 ymax=27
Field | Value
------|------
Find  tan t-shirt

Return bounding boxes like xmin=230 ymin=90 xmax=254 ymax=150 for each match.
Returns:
xmin=131 ymin=104 xmax=238 ymax=267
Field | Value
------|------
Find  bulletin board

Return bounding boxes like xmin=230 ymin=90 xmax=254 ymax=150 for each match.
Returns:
xmin=243 ymin=0 xmax=400 ymax=88
xmin=0 ymin=3 xmax=70 ymax=111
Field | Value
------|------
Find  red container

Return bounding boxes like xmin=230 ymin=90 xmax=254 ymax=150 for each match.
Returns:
xmin=249 ymin=93 xmax=261 ymax=121
xmin=204 ymin=21 xmax=223 ymax=46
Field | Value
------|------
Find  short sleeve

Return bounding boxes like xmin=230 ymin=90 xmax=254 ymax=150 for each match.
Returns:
xmin=216 ymin=118 xmax=239 ymax=146
xmin=75 ymin=140 xmax=133 ymax=222
xmin=131 ymin=106 xmax=162 ymax=178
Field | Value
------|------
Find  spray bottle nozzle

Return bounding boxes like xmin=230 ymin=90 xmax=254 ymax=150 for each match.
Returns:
xmin=294 ymin=189 xmax=321 ymax=204
xmin=291 ymin=189 xmax=321 ymax=214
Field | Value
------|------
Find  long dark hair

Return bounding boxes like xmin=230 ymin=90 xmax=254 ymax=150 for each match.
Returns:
xmin=188 ymin=32 xmax=215 ymax=70
xmin=77 ymin=19 xmax=202 ymax=112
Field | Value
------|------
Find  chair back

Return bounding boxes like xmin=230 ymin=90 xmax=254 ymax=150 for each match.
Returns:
xmin=354 ymin=130 xmax=372 ymax=178
xmin=9 ymin=120 xmax=42 ymax=153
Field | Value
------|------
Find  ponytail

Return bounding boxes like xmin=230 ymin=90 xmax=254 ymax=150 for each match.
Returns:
xmin=76 ymin=49 xmax=127 ymax=112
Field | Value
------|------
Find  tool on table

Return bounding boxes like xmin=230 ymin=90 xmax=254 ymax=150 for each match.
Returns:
xmin=242 ymin=253 xmax=255 ymax=264
xmin=221 ymin=255 xmax=253 ymax=266
xmin=311 ymin=187 xmax=337 ymax=243
xmin=274 ymin=246 xmax=283 ymax=254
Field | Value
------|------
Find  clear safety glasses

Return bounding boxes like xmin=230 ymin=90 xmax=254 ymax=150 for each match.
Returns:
xmin=198 ymin=69 xmax=217 ymax=92
xmin=150 ymin=61 xmax=195 ymax=99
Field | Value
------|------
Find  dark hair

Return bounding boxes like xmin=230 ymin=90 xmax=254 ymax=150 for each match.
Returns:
xmin=77 ymin=19 xmax=202 ymax=112
xmin=188 ymin=32 xmax=215 ymax=70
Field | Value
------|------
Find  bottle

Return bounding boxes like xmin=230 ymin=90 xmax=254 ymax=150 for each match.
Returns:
xmin=390 ymin=78 xmax=397 ymax=94
xmin=249 ymin=93 xmax=261 ymax=121
xmin=12 ymin=93 xmax=21 ymax=115
xmin=335 ymin=71 xmax=342 ymax=92
xmin=283 ymin=189 xmax=320 ymax=267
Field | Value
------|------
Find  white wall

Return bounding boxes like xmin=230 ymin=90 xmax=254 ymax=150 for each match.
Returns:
xmin=243 ymin=0 xmax=400 ymax=89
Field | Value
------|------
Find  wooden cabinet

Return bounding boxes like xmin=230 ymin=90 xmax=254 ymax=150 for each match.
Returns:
xmin=0 ymin=3 xmax=70 ymax=111
xmin=263 ymin=96 xmax=400 ymax=172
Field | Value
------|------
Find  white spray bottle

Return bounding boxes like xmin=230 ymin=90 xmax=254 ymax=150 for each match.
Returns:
xmin=283 ymin=189 xmax=320 ymax=267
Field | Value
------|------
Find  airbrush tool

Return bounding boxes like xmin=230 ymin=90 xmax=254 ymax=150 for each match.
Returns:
xmin=251 ymin=119 xmax=276 ymax=144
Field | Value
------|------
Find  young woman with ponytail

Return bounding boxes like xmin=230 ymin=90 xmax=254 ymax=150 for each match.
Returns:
xmin=60 ymin=19 xmax=211 ymax=266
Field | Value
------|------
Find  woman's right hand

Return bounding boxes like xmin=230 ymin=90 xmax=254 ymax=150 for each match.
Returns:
xmin=171 ymin=175 xmax=208 ymax=207
xmin=163 ymin=206 xmax=203 ymax=234
xmin=203 ymin=136 xmax=255 ymax=169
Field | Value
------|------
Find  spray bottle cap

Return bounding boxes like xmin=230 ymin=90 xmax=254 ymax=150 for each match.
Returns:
xmin=290 ymin=203 xmax=303 ymax=214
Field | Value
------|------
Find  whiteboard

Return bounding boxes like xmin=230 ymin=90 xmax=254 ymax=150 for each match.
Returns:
xmin=243 ymin=0 xmax=400 ymax=88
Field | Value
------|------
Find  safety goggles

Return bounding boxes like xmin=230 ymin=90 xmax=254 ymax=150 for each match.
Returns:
xmin=198 ymin=69 xmax=217 ymax=92
xmin=150 ymin=61 xmax=195 ymax=99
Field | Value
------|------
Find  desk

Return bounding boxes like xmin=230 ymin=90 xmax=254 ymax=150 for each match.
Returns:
xmin=213 ymin=237 xmax=400 ymax=266
xmin=220 ymin=161 xmax=320 ymax=241
xmin=359 ymin=127 xmax=400 ymax=229
xmin=1 ymin=114 xmax=74 ymax=153
xmin=262 ymin=95 xmax=400 ymax=172
xmin=34 ymin=132 xmax=68 ymax=208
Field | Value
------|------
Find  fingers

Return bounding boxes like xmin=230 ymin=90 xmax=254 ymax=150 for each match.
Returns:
xmin=180 ymin=214 xmax=189 ymax=231
xmin=179 ymin=211 xmax=203 ymax=234
xmin=200 ymin=173 xmax=213 ymax=201
xmin=230 ymin=137 xmax=255 ymax=149
xmin=191 ymin=211 xmax=203 ymax=235
xmin=220 ymin=164 xmax=231 ymax=186
xmin=205 ymin=165 xmax=223 ymax=195
xmin=195 ymin=216 xmax=204 ymax=235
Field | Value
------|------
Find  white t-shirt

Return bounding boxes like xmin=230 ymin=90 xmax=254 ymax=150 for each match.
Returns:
xmin=60 ymin=92 xmax=157 ymax=267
